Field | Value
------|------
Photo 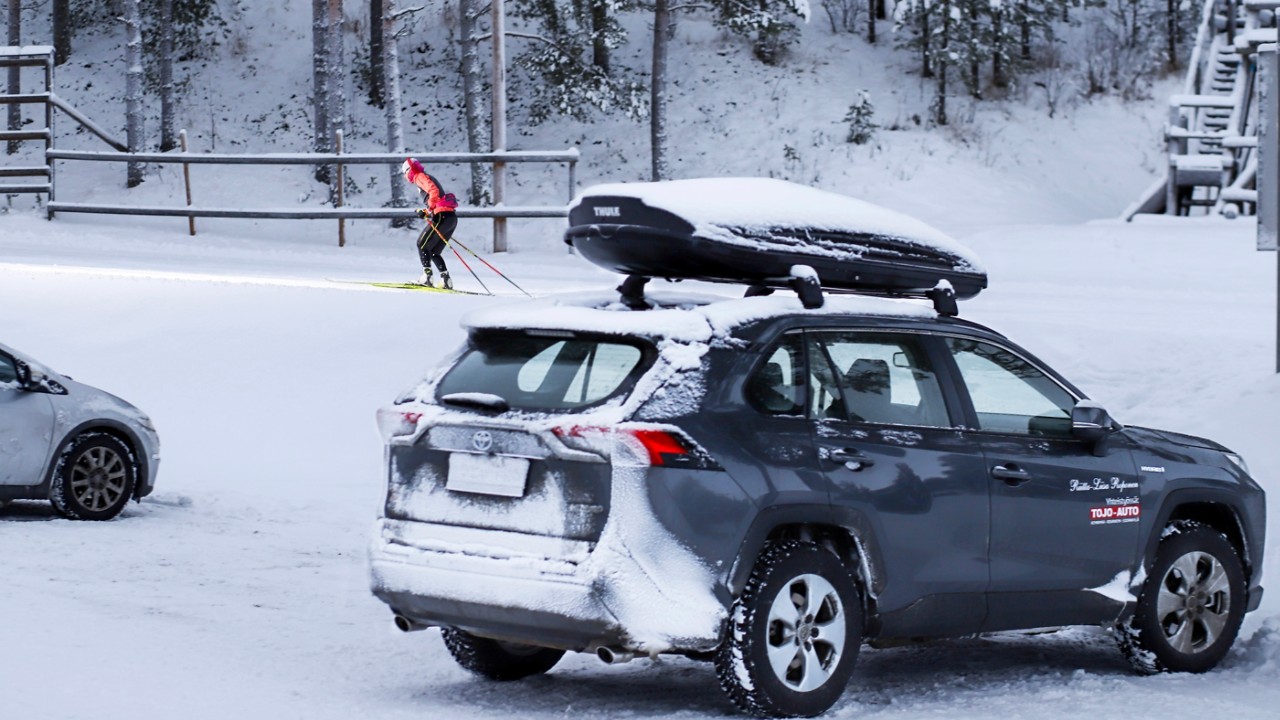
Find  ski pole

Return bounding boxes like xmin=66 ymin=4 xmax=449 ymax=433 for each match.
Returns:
xmin=447 ymin=236 xmax=534 ymax=298
xmin=447 ymin=244 xmax=493 ymax=295
xmin=418 ymin=218 xmax=492 ymax=294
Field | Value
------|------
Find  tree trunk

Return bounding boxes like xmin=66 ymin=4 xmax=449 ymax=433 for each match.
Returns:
xmin=651 ymin=0 xmax=670 ymax=181
xmin=1020 ymin=0 xmax=1030 ymax=60
xmin=968 ymin=0 xmax=980 ymax=98
xmin=921 ymin=2 xmax=932 ymax=79
xmin=52 ymin=0 xmax=71 ymax=65
xmin=867 ymin=0 xmax=876 ymax=44
xmin=1166 ymin=0 xmax=1178 ymax=70
xmin=158 ymin=0 xmax=176 ymax=152
xmin=6 ymin=0 xmax=19 ymax=155
xmin=459 ymin=0 xmax=491 ymax=205
xmin=936 ymin=0 xmax=950 ymax=126
xmin=590 ymin=0 xmax=610 ymax=73
xmin=312 ymin=0 xmax=330 ymax=182
xmin=370 ymin=0 xmax=384 ymax=106
xmin=875 ymin=0 xmax=886 ymax=20
xmin=325 ymin=0 xmax=347 ymax=200
xmin=383 ymin=0 xmax=409 ymax=225
xmin=122 ymin=0 xmax=144 ymax=186
xmin=992 ymin=6 xmax=1006 ymax=88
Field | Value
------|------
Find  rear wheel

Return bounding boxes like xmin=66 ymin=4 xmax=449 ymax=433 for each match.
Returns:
xmin=50 ymin=433 xmax=136 ymax=521
xmin=441 ymin=629 xmax=565 ymax=681
xmin=1118 ymin=522 xmax=1246 ymax=674
xmin=715 ymin=540 xmax=861 ymax=718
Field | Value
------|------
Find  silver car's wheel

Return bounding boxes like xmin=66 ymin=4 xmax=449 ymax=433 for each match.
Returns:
xmin=51 ymin=433 xmax=136 ymax=521
xmin=1118 ymin=521 xmax=1246 ymax=674
xmin=716 ymin=540 xmax=861 ymax=718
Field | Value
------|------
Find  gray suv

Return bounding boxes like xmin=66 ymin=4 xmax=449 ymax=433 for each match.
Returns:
xmin=368 ymin=290 xmax=1265 ymax=717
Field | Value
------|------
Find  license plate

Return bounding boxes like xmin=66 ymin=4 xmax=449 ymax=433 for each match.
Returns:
xmin=446 ymin=453 xmax=530 ymax=498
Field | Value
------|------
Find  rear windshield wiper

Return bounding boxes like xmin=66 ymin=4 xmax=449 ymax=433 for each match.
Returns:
xmin=440 ymin=392 xmax=510 ymax=413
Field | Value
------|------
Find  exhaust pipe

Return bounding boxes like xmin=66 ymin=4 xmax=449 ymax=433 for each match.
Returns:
xmin=393 ymin=614 xmax=428 ymax=633
xmin=596 ymin=646 xmax=636 ymax=665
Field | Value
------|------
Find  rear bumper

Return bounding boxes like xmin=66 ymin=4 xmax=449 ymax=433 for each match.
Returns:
xmin=368 ymin=517 xmax=724 ymax=654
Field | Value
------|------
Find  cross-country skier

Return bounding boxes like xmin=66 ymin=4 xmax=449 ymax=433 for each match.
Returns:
xmin=402 ymin=157 xmax=460 ymax=289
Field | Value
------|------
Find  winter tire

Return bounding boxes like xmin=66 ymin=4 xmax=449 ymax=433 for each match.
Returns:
xmin=1118 ymin=521 xmax=1246 ymax=674
xmin=441 ymin=629 xmax=565 ymax=681
xmin=50 ymin=433 xmax=136 ymax=521
xmin=715 ymin=540 xmax=861 ymax=718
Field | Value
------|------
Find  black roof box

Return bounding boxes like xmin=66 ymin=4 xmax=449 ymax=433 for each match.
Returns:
xmin=565 ymin=178 xmax=987 ymax=304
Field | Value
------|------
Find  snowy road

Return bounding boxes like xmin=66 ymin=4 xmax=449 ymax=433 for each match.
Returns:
xmin=2 ymin=216 xmax=1279 ymax=719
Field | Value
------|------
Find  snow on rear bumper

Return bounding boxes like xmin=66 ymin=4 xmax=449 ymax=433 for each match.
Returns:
xmin=368 ymin=516 xmax=725 ymax=654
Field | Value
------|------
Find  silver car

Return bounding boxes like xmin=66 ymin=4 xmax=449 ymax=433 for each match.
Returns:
xmin=0 ymin=342 xmax=160 ymax=520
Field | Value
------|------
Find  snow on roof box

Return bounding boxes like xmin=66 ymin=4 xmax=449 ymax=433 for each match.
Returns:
xmin=566 ymin=178 xmax=987 ymax=300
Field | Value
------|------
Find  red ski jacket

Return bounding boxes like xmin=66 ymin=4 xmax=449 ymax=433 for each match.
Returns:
xmin=404 ymin=158 xmax=459 ymax=214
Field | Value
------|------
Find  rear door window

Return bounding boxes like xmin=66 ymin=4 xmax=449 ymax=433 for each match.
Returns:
xmin=808 ymin=332 xmax=951 ymax=428
xmin=746 ymin=333 xmax=806 ymax=416
xmin=438 ymin=331 xmax=653 ymax=411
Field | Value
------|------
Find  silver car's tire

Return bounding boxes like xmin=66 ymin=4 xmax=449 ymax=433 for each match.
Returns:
xmin=715 ymin=540 xmax=861 ymax=718
xmin=441 ymin=629 xmax=565 ymax=681
xmin=1118 ymin=521 xmax=1246 ymax=674
xmin=50 ymin=433 xmax=136 ymax=521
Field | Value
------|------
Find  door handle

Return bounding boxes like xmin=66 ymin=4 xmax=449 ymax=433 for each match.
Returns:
xmin=991 ymin=463 xmax=1032 ymax=485
xmin=828 ymin=448 xmax=875 ymax=471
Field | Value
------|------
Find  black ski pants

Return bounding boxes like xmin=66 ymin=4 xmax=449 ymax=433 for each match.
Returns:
xmin=416 ymin=211 xmax=457 ymax=273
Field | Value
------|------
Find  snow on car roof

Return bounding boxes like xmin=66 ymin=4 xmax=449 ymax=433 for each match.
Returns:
xmin=463 ymin=289 xmax=936 ymax=342
xmin=573 ymin=177 xmax=985 ymax=273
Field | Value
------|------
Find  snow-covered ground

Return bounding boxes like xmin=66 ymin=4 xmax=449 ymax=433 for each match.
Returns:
xmin=1 ymin=210 xmax=1278 ymax=719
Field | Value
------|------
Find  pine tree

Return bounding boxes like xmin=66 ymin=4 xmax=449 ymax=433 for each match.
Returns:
xmin=121 ymin=0 xmax=145 ymax=186
xmin=711 ymin=0 xmax=810 ymax=66
xmin=6 ymin=0 xmax=19 ymax=156
xmin=509 ymin=0 xmax=645 ymax=123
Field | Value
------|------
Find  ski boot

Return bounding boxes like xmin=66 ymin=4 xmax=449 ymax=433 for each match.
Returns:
xmin=441 ymin=272 xmax=453 ymax=290
xmin=417 ymin=269 xmax=435 ymax=288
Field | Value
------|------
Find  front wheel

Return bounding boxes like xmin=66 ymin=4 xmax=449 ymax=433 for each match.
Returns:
xmin=1117 ymin=522 xmax=1246 ymax=674
xmin=715 ymin=540 xmax=861 ymax=718
xmin=441 ymin=629 xmax=565 ymax=681
xmin=50 ymin=433 xmax=136 ymax=521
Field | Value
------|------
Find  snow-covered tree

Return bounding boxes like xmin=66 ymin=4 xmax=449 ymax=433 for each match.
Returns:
xmin=52 ymin=0 xmax=71 ymax=64
xmin=651 ymin=0 xmax=672 ymax=180
xmin=6 ymin=0 xmax=19 ymax=156
xmin=121 ymin=0 xmax=145 ymax=186
xmin=158 ymin=0 xmax=176 ymax=152
xmin=382 ymin=0 xmax=409 ymax=222
xmin=312 ymin=0 xmax=331 ymax=176
xmin=459 ymin=0 xmax=492 ymax=204
xmin=712 ymin=0 xmax=810 ymax=65
xmin=843 ymin=90 xmax=877 ymax=144
xmin=509 ymin=0 xmax=645 ymax=123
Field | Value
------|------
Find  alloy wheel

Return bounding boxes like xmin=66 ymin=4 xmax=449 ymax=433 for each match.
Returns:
xmin=1156 ymin=550 xmax=1232 ymax=654
xmin=765 ymin=573 xmax=847 ymax=692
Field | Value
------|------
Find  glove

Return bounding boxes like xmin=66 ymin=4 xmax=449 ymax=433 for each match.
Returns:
xmin=415 ymin=208 xmax=429 ymax=219
xmin=402 ymin=157 xmax=425 ymax=183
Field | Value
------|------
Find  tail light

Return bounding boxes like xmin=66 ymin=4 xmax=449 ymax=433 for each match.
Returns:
xmin=377 ymin=406 xmax=424 ymax=443
xmin=552 ymin=425 xmax=720 ymax=470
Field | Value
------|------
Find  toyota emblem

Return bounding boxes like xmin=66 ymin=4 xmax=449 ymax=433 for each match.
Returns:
xmin=472 ymin=430 xmax=494 ymax=453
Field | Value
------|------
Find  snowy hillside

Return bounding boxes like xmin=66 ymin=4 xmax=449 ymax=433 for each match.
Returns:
xmin=4 ymin=1 xmax=1177 ymax=246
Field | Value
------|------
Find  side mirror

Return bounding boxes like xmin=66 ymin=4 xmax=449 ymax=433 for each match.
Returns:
xmin=1072 ymin=401 xmax=1118 ymax=454
xmin=12 ymin=358 xmax=32 ymax=387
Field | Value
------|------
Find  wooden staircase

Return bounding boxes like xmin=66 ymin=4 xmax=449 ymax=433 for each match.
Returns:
xmin=1126 ymin=0 xmax=1279 ymax=218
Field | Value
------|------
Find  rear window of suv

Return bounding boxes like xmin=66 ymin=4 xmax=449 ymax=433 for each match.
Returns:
xmin=437 ymin=330 xmax=655 ymax=411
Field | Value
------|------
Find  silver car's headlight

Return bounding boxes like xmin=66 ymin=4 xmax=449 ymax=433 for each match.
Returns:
xmin=1224 ymin=452 xmax=1250 ymax=476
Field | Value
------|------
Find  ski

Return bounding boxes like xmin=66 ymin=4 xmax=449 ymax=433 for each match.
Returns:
xmin=330 ymin=280 xmax=491 ymax=296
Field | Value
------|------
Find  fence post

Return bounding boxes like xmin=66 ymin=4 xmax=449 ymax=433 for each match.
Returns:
xmin=336 ymin=129 xmax=345 ymax=248
xmin=179 ymin=129 xmax=195 ymax=236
